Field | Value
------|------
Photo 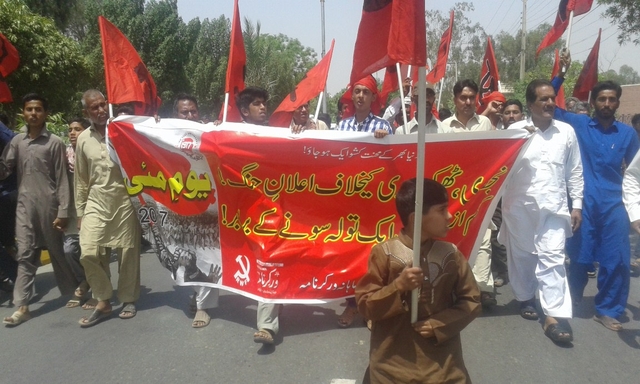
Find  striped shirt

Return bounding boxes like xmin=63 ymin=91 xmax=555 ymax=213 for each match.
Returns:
xmin=337 ymin=113 xmax=393 ymax=134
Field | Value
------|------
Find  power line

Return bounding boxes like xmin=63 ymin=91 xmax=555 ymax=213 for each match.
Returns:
xmin=487 ymin=0 xmax=508 ymax=34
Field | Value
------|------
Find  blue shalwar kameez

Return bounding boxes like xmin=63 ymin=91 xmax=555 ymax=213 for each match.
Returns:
xmin=551 ymin=82 xmax=639 ymax=318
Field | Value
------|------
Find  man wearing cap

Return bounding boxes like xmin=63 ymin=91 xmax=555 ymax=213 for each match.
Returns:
xmin=478 ymin=91 xmax=507 ymax=129
xmin=396 ymin=83 xmax=443 ymax=135
xmin=337 ymin=75 xmax=393 ymax=138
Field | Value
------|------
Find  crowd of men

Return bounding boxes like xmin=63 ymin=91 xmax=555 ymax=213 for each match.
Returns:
xmin=1 ymin=49 xmax=640 ymax=359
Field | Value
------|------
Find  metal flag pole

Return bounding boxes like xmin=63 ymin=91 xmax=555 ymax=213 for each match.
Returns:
xmin=411 ymin=65 xmax=427 ymax=323
xmin=396 ymin=62 xmax=409 ymax=130
xmin=222 ymin=92 xmax=229 ymax=123
xmin=561 ymin=11 xmax=575 ymax=73
xmin=315 ymin=91 xmax=324 ymax=125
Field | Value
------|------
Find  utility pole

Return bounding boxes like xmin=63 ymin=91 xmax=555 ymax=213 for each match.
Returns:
xmin=520 ymin=0 xmax=527 ymax=81
xmin=320 ymin=0 xmax=327 ymax=113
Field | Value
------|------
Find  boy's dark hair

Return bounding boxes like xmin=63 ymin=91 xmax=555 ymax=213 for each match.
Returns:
xmin=632 ymin=114 xmax=640 ymax=126
xmin=525 ymin=79 xmax=554 ymax=105
xmin=503 ymin=99 xmax=523 ymax=112
xmin=22 ymin=93 xmax=49 ymax=111
xmin=395 ymin=178 xmax=448 ymax=226
xmin=68 ymin=117 xmax=91 ymax=129
xmin=453 ymin=79 xmax=478 ymax=97
xmin=592 ymin=80 xmax=622 ymax=100
xmin=236 ymin=86 xmax=269 ymax=117
xmin=173 ymin=93 xmax=199 ymax=112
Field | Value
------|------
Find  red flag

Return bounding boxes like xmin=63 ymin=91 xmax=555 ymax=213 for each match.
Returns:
xmin=477 ymin=37 xmax=501 ymax=111
xmin=0 ymin=33 xmax=20 ymax=103
xmin=220 ymin=0 xmax=247 ymax=123
xmin=573 ymin=29 xmax=600 ymax=102
xmin=350 ymin=0 xmax=426 ymax=84
xmin=98 ymin=16 xmax=161 ymax=116
xmin=551 ymin=49 xmax=566 ymax=109
xmin=536 ymin=0 xmax=594 ymax=56
xmin=269 ymin=40 xmax=335 ymax=128
xmin=426 ymin=11 xmax=454 ymax=84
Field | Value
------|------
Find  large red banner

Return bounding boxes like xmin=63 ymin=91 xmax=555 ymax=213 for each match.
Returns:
xmin=108 ymin=117 xmax=529 ymax=303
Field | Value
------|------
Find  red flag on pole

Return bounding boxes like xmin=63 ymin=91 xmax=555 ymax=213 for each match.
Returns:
xmin=477 ymin=37 xmax=501 ymax=112
xmin=350 ymin=0 xmax=426 ymax=84
xmin=220 ymin=0 xmax=247 ymax=123
xmin=536 ymin=0 xmax=594 ymax=56
xmin=551 ymin=49 xmax=566 ymax=109
xmin=573 ymin=29 xmax=601 ymax=102
xmin=0 ymin=33 xmax=20 ymax=103
xmin=98 ymin=16 xmax=161 ymax=116
xmin=426 ymin=11 xmax=454 ymax=84
xmin=269 ymin=40 xmax=335 ymax=127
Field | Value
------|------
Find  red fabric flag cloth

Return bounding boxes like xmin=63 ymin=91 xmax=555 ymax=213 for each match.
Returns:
xmin=98 ymin=16 xmax=161 ymax=116
xmin=426 ymin=11 xmax=454 ymax=84
xmin=269 ymin=40 xmax=335 ymax=128
xmin=0 ymin=81 xmax=12 ymax=103
xmin=338 ymin=85 xmax=355 ymax=120
xmin=573 ymin=29 xmax=601 ymax=102
xmin=0 ymin=32 xmax=20 ymax=103
xmin=551 ymin=49 xmax=567 ymax=109
xmin=350 ymin=0 xmax=426 ymax=84
xmin=220 ymin=0 xmax=247 ymax=123
xmin=477 ymin=37 xmax=501 ymax=112
xmin=536 ymin=0 xmax=594 ymax=56
xmin=0 ymin=33 xmax=20 ymax=78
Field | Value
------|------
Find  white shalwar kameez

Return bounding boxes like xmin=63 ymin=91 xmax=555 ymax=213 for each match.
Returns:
xmin=623 ymin=150 xmax=640 ymax=222
xmin=499 ymin=118 xmax=583 ymax=318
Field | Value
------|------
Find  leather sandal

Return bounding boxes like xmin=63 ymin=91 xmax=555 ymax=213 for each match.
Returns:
xmin=337 ymin=306 xmax=358 ymax=328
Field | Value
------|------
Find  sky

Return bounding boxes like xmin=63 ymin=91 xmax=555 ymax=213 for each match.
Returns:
xmin=176 ymin=0 xmax=640 ymax=94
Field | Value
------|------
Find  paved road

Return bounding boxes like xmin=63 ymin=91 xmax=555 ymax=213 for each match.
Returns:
xmin=1 ymin=252 xmax=639 ymax=384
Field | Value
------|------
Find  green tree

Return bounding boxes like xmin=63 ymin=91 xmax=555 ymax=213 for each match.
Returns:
xmin=243 ymin=19 xmax=318 ymax=112
xmin=494 ymin=23 xmax=562 ymax=84
xmin=599 ymin=0 xmax=640 ymax=45
xmin=78 ymin=0 xmax=198 ymax=115
xmin=0 ymin=0 xmax=89 ymax=124
xmin=23 ymin=0 xmax=81 ymax=32
xmin=601 ymin=65 xmax=640 ymax=85
xmin=427 ymin=2 xmax=486 ymax=109
xmin=185 ymin=16 xmax=230 ymax=118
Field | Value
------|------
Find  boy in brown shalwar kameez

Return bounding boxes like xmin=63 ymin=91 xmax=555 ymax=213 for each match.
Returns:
xmin=356 ymin=178 xmax=481 ymax=384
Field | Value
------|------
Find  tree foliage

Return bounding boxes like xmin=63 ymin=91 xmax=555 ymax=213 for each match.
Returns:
xmin=601 ymin=65 xmax=640 ymax=85
xmin=0 ymin=0 xmax=89 ymax=124
xmin=243 ymin=19 xmax=318 ymax=112
xmin=23 ymin=0 xmax=80 ymax=32
xmin=185 ymin=16 xmax=230 ymax=118
xmin=599 ymin=0 xmax=640 ymax=45
xmin=427 ymin=2 xmax=486 ymax=109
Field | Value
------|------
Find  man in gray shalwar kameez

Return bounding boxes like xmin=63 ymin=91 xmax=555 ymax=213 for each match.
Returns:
xmin=0 ymin=93 xmax=79 ymax=326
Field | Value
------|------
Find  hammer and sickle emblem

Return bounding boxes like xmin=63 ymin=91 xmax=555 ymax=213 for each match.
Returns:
xmin=234 ymin=255 xmax=251 ymax=286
